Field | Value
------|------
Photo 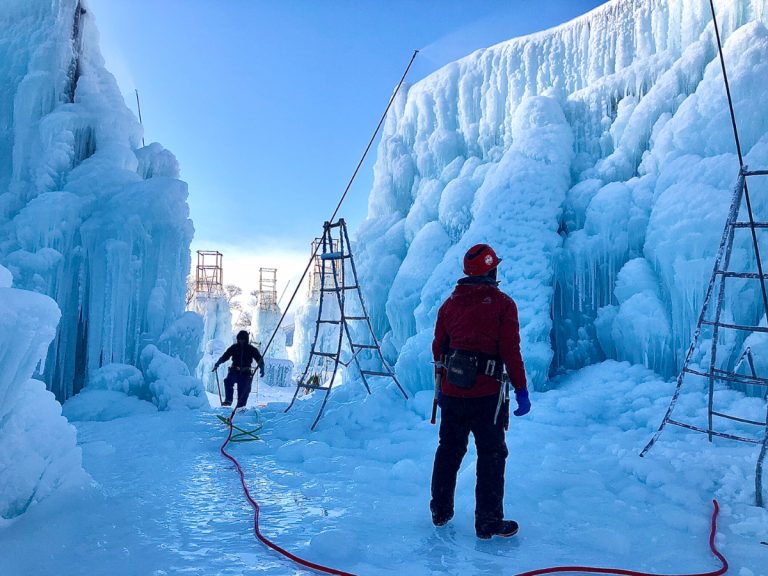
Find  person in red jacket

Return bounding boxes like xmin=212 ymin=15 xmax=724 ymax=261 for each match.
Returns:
xmin=430 ymin=243 xmax=530 ymax=539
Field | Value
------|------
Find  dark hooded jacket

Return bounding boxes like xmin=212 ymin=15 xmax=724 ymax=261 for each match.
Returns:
xmin=217 ymin=340 xmax=264 ymax=371
xmin=432 ymin=276 xmax=527 ymax=398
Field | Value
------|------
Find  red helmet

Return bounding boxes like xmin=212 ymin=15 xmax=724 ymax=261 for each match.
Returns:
xmin=463 ymin=244 xmax=501 ymax=276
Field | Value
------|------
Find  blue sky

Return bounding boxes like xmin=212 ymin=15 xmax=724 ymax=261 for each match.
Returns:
xmin=89 ymin=0 xmax=607 ymax=298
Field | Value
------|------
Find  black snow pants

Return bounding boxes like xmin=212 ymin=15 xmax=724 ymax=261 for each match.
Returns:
xmin=224 ymin=369 xmax=254 ymax=408
xmin=430 ymin=394 xmax=508 ymax=533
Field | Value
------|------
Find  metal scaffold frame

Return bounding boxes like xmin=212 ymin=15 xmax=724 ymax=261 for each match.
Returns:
xmin=257 ymin=267 xmax=278 ymax=309
xmin=285 ymin=219 xmax=408 ymax=429
xmin=196 ymin=250 xmax=223 ymax=295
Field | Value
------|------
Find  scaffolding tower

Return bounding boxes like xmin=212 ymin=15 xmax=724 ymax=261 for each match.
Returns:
xmin=257 ymin=268 xmax=278 ymax=309
xmin=286 ymin=219 xmax=408 ymax=429
xmin=640 ymin=167 xmax=768 ymax=507
xmin=308 ymin=236 xmax=340 ymax=296
xmin=196 ymin=250 xmax=223 ymax=295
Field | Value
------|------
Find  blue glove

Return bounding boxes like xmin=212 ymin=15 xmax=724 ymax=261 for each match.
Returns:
xmin=513 ymin=388 xmax=530 ymax=417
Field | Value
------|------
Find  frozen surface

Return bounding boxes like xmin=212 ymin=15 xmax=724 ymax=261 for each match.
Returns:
xmin=353 ymin=0 xmax=768 ymax=392
xmin=1 ymin=361 xmax=765 ymax=573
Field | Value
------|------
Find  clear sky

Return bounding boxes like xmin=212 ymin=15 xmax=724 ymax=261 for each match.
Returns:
xmin=88 ymin=0 xmax=608 ymax=303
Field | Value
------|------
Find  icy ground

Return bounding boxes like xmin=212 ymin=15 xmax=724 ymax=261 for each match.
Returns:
xmin=2 ymin=363 xmax=766 ymax=576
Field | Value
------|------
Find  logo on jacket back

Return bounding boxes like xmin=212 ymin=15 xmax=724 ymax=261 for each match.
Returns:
xmin=483 ymin=296 xmax=492 ymax=304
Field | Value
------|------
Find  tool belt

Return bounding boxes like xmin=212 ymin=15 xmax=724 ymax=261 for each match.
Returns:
xmin=445 ymin=348 xmax=503 ymax=390
xmin=229 ymin=366 xmax=255 ymax=373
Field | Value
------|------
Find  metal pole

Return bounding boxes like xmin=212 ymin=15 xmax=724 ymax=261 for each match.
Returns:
xmin=135 ymin=89 xmax=146 ymax=147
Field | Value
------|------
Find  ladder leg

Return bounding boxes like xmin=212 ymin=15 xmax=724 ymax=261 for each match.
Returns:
xmin=309 ymin=223 xmax=346 ymax=430
xmin=707 ymin=211 xmax=738 ymax=441
xmin=290 ymin=223 xmax=334 ymax=413
xmin=756 ymin=399 xmax=768 ymax=507
xmin=311 ymin=386 xmax=334 ymax=431
xmin=285 ymin=381 xmax=302 ymax=413
xmin=641 ymin=174 xmax=745 ymax=456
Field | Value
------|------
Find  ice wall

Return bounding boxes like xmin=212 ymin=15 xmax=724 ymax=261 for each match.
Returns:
xmin=0 ymin=265 xmax=87 ymax=520
xmin=193 ymin=294 xmax=233 ymax=395
xmin=354 ymin=0 xmax=768 ymax=391
xmin=251 ymin=303 xmax=287 ymax=359
xmin=0 ymin=0 xmax=194 ymax=400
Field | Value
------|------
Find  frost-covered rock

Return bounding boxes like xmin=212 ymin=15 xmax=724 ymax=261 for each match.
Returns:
xmin=0 ymin=265 xmax=86 ymax=520
xmin=350 ymin=0 xmax=768 ymax=391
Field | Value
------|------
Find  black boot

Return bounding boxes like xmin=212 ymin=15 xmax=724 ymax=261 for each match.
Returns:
xmin=431 ymin=509 xmax=453 ymax=527
xmin=476 ymin=520 xmax=518 ymax=540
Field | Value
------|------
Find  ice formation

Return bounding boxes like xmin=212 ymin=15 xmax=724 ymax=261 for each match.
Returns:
xmin=192 ymin=294 xmax=233 ymax=395
xmin=0 ymin=265 xmax=87 ymax=520
xmin=0 ymin=0 xmax=194 ymax=402
xmin=353 ymin=0 xmax=768 ymax=393
xmin=251 ymin=302 xmax=287 ymax=359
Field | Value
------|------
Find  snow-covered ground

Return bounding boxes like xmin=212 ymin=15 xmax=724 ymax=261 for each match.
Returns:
xmin=2 ymin=364 xmax=766 ymax=575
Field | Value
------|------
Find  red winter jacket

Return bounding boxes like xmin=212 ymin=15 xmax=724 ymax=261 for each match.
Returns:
xmin=432 ymin=277 xmax=527 ymax=398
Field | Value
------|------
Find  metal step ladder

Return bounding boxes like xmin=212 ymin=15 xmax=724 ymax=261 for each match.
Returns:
xmin=285 ymin=218 xmax=408 ymax=429
xmin=640 ymin=167 xmax=768 ymax=507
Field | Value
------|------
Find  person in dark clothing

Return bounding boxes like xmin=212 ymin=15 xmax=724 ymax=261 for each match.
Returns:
xmin=430 ymin=243 xmax=530 ymax=540
xmin=212 ymin=330 xmax=265 ymax=408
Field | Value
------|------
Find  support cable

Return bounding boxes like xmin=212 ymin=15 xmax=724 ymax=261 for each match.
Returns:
xmin=259 ymin=49 xmax=419 ymax=360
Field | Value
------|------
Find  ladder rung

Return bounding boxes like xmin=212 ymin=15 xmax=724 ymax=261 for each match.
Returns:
xmin=317 ymin=319 xmax=341 ymax=325
xmin=312 ymin=352 xmax=337 ymax=358
xmin=320 ymin=252 xmax=350 ymax=261
xmin=716 ymin=271 xmax=768 ymax=279
xmin=360 ymin=370 xmax=392 ymax=377
xmin=712 ymin=368 xmax=768 ymax=386
xmin=701 ymin=320 xmax=768 ymax=333
xmin=321 ymin=286 xmax=359 ymax=292
xmin=326 ymin=221 xmax=344 ymax=229
xmin=683 ymin=367 xmax=708 ymax=378
xmin=732 ymin=222 xmax=768 ymax=228
xmin=711 ymin=411 xmax=766 ymax=426
xmin=666 ymin=419 xmax=761 ymax=444
xmin=299 ymin=383 xmax=330 ymax=391
xmin=744 ymin=169 xmax=768 ymax=176
xmin=684 ymin=366 xmax=768 ymax=386
xmin=345 ymin=316 xmax=367 ymax=321
xmin=351 ymin=343 xmax=377 ymax=349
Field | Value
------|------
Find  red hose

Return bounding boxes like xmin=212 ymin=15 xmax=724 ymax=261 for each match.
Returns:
xmin=220 ymin=412 xmax=728 ymax=576
xmin=219 ymin=409 xmax=356 ymax=576
xmin=512 ymin=500 xmax=727 ymax=576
